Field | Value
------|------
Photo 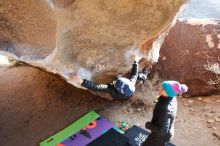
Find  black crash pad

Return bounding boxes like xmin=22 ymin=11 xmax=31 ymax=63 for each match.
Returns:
xmin=124 ymin=125 xmax=175 ymax=146
xmin=87 ymin=128 xmax=130 ymax=146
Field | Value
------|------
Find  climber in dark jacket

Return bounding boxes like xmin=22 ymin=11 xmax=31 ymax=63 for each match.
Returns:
xmin=69 ymin=60 xmax=148 ymax=100
xmin=143 ymin=81 xmax=188 ymax=146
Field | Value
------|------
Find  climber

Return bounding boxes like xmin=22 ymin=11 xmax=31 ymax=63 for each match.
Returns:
xmin=68 ymin=55 xmax=150 ymax=100
xmin=143 ymin=80 xmax=188 ymax=146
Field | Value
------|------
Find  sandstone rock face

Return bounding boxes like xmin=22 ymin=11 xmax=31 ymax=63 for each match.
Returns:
xmin=152 ymin=20 xmax=220 ymax=96
xmin=0 ymin=0 xmax=56 ymax=58
xmin=51 ymin=0 xmax=76 ymax=8
xmin=0 ymin=0 xmax=186 ymax=88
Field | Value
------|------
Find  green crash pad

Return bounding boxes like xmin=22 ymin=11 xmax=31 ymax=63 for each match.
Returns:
xmin=40 ymin=111 xmax=100 ymax=146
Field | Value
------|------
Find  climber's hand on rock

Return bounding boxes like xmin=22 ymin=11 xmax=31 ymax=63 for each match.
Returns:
xmin=132 ymin=54 xmax=138 ymax=62
xmin=69 ymin=72 xmax=83 ymax=84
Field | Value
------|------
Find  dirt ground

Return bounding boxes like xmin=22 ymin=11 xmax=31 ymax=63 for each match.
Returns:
xmin=0 ymin=65 xmax=220 ymax=146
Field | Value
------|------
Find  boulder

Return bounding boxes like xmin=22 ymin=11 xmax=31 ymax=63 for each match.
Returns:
xmin=0 ymin=0 xmax=186 ymax=90
xmin=0 ymin=0 xmax=56 ymax=58
xmin=152 ymin=20 xmax=220 ymax=96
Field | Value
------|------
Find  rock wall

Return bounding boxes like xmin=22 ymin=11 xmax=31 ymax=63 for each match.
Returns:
xmin=0 ymin=0 xmax=186 ymax=86
xmin=152 ymin=20 xmax=220 ymax=96
xmin=0 ymin=0 xmax=56 ymax=58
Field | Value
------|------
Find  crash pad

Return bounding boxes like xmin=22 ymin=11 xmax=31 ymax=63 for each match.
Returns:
xmin=124 ymin=125 xmax=175 ymax=146
xmin=40 ymin=111 xmax=122 ymax=146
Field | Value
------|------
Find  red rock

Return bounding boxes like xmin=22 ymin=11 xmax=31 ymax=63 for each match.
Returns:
xmin=151 ymin=20 xmax=220 ymax=97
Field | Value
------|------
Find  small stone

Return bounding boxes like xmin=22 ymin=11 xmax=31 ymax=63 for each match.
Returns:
xmin=207 ymin=119 xmax=215 ymax=123
xmin=126 ymin=108 xmax=133 ymax=113
xmin=207 ymin=124 xmax=212 ymax=128
xmin=197 ymin=97 xmax=203 ymax=101
xmin=137 ymin=108 xmax=142 ymax=112
xmin=122 ymin=109 xmax=127 ymax=113
xmin=212 ymin=132 xmax=220 ymax=140
xmin=205 ymin=113 xmax=214 ymax=117
xmin=203 ymin=98 xmax=212 ymax=103
xmin=187 ymin=104 xmax=192 ymax=107
xmin=215 ymin=117 xmax=220 ymax=122
xmin=210 ymin=110 xmax=215 ymax=113
xmin=204 ymin=106 xmax=211 ymax=110
xmin=183 ymin=102 xmax=189 ymax=106
xmin=212 ymin=127 xmax=217 ymax=130
xmin=189 ymin=108 xmax=195 ymax=112
xmin=187 ymin=99 xmax=194 ymax=104
xmin=216 ymin=99 xmax=220 ymax=103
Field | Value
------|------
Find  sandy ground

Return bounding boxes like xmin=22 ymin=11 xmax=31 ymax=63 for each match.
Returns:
xmin=0 ymin=65 xmax=220 ymax=146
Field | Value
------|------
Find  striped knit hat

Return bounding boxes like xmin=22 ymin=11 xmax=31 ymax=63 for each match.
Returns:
xmin=162 ymin=80 xmax=188 ymax=98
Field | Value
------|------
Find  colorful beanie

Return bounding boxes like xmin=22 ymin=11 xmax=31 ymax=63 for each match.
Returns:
xmin=162 ymin=81 xmax=188 ymax=98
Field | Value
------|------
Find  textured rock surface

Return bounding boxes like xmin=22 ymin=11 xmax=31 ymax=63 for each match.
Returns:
xmin=52 ymin=0 xmax=76 ymax=8
xmin=152 ymin=20 xmax=220 ymax=96
xmin=0 ymin=0 xmax=186 ymax=88
xmin=0 ymin=0 xmax=56 ymax=58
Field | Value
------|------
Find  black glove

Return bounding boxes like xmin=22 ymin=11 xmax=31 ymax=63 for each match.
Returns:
xmin=146 ymin=121 xmax=163 ymax=134
xmin=142 ymin=68 xmax=148 ymax=75
xmin=145 ymin=122 xmax=151 ymax=130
